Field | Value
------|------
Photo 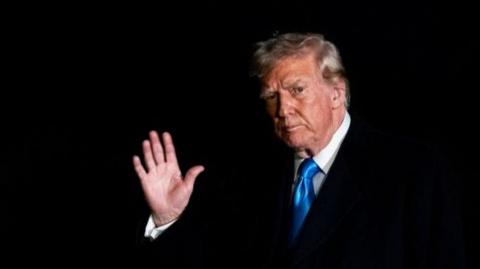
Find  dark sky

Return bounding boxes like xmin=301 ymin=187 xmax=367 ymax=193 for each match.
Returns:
xmin=3 ymin=0 xmax=479 ymax=266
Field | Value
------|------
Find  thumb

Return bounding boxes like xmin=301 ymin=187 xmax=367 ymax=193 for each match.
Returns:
xmin=184 ymin=165 xmax=205 ymax=189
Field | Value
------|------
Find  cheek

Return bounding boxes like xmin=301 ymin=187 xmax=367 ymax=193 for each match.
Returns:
xmin=303 ymin=103 xmax=327 ymax=129
xmin=265 ymin=103 xmax=277 ymax=118
xmin=313 ymin=108 xmax=332 ymax=130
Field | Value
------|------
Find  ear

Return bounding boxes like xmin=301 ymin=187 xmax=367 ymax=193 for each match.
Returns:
xmin=331 ymin=80 xmax=346 ymax=108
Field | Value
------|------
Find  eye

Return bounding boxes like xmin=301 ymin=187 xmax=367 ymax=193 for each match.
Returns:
xmin=291 ymin=86 xmax=304 ymax=95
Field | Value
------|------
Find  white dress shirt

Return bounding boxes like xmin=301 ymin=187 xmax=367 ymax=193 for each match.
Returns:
xmin=293 ymin=112 xmax=351 ymax=195
xmin=145 ymin=112 xmax=351 ymax=240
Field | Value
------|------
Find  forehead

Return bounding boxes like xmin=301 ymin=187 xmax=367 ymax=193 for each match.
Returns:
xmin=263 ymin=54 xmax=319 ymax=87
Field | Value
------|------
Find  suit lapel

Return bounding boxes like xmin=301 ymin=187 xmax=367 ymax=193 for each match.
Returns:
xmin=290 ymin=122 xmax=364 ymax=267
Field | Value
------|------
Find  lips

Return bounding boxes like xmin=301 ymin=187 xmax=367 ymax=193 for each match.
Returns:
xmin=284 ymin=125 xmax=302 ymax=132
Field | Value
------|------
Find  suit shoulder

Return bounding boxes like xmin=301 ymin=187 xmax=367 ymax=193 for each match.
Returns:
xmin=345 ymin=117 xmax=448 ymax=186
xmin=349 ymin=118 xmax=438 ymax=162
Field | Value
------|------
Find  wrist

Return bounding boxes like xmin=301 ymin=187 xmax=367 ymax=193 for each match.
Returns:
xmin=152 ymin=213 xmax=178 ymax=226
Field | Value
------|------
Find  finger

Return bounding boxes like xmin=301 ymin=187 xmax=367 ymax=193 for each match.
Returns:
xmin=149 ymin=130 xmax=165 ymax=164
xmin=184 ymin=165 xmax=205 ymax=189
xmin=142 ymin=140 xmax=156 ymax=171
xmin=133 ymin=155 xmax=147 ymax=179
xmin=163 ymin=132 xmax=178 ymax=164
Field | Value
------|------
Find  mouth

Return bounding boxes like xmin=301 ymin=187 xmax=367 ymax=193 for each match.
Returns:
xmin=283 ymin=125 xmax=302 ymax=133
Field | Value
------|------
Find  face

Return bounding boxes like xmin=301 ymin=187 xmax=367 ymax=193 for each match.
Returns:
xmin=261 ymin=53 xmax=346 ymax=157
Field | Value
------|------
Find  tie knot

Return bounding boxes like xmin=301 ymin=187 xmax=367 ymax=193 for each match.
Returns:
xmin=298 ymin=158 xmax=321 ymax=181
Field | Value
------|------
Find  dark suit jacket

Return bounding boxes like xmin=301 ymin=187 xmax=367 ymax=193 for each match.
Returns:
xmin=136 ymin=117 xmax=465 ymax=269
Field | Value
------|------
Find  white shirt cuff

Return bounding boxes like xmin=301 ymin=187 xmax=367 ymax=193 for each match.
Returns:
xmin=144 ymin=215 xmax=177 ymax=240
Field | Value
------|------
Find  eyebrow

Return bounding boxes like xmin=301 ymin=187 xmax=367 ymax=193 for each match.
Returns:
xmin=282 ymin=78 xmax=306 ymax=88
xmin=259 ymin=89 xmax=275 ymax=98
xmin=261 ymin=77 xmax=308 ymax=93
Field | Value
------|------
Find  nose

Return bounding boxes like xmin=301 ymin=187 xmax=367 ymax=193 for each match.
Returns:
xmin=277 ymin=90 xmax=293 ymax=118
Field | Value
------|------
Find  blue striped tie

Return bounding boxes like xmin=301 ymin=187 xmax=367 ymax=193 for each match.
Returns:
xmin=289 ymin=158 xmax=321 ymax=245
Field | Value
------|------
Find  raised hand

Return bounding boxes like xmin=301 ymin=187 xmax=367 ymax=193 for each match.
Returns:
xmin=133 ymin=131 xmax=204 ymax=226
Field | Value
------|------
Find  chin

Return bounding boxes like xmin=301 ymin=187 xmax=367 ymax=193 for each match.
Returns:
xmin=282 ymin=135 xmax=306 ymax=149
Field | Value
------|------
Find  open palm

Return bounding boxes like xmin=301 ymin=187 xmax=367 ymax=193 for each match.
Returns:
xmin=133 ymin=131 xmax=204 ymax=226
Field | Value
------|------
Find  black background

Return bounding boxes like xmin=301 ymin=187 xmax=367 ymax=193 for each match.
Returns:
xmin=2 ymin=0 xmax=479 ymax=266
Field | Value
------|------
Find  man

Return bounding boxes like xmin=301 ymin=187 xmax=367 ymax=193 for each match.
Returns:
xmin=133 ymin=33 xmax=465 ymax=268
